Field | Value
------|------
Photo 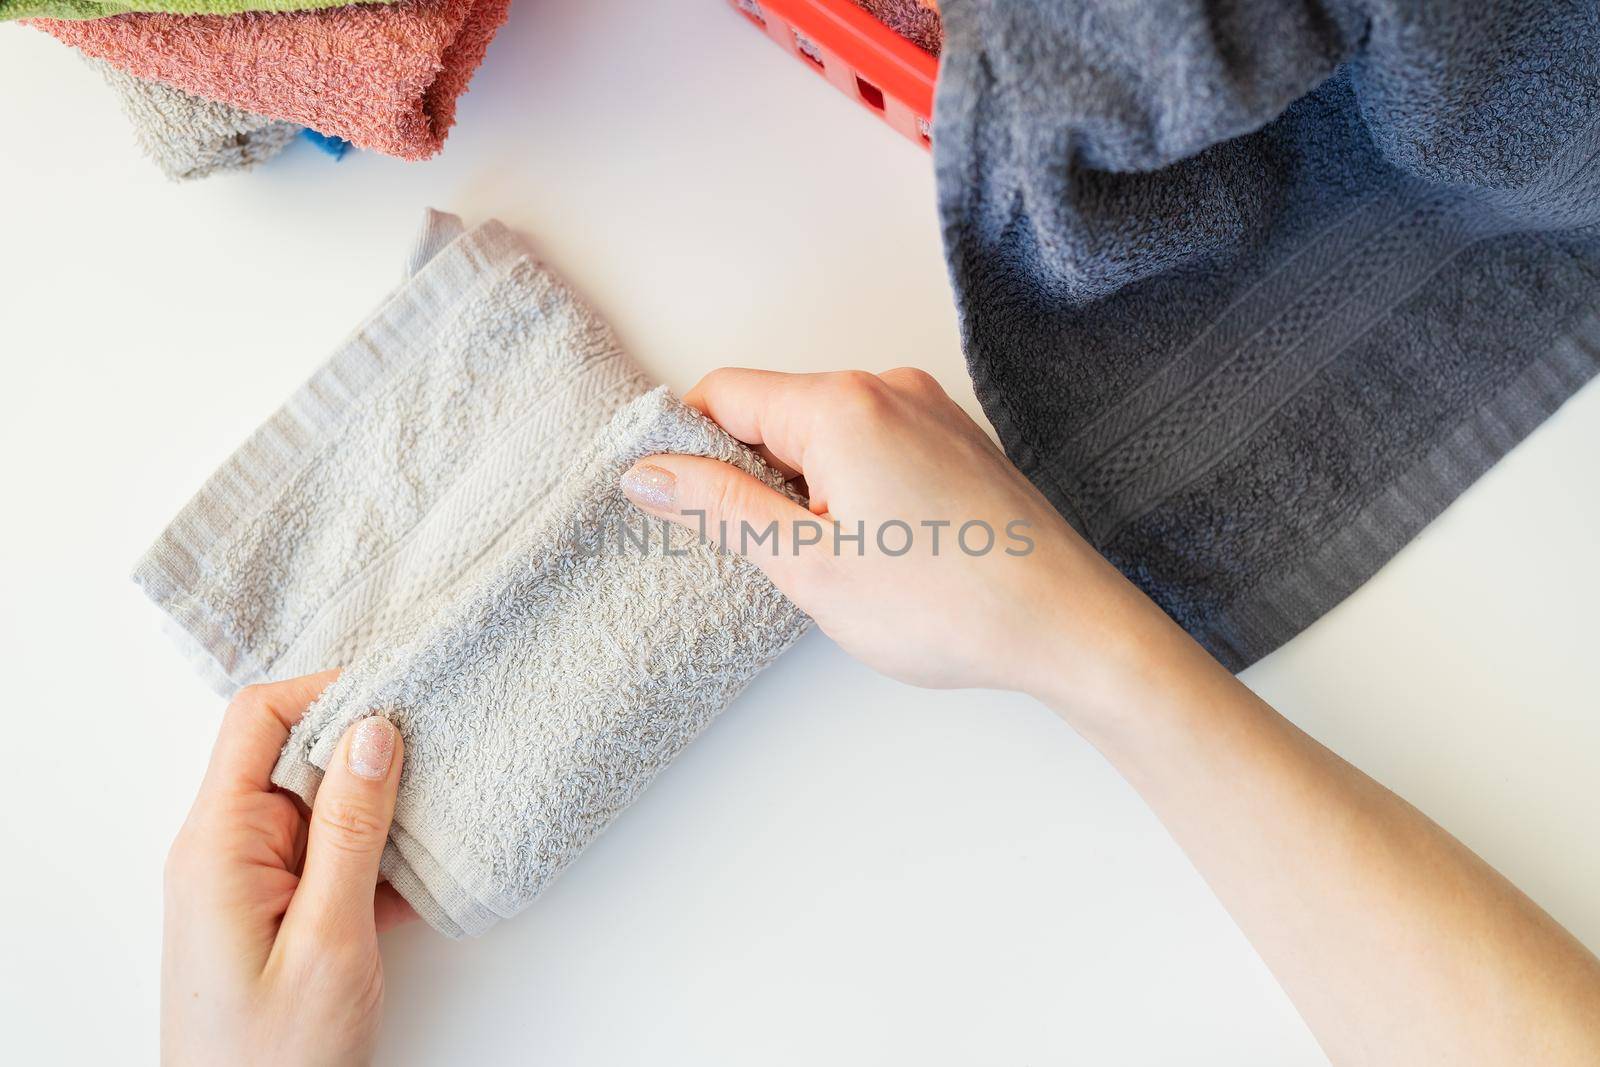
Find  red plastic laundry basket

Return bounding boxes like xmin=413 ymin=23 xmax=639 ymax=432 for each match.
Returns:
xmin=727 ymin=0 xmax=939 ymax=148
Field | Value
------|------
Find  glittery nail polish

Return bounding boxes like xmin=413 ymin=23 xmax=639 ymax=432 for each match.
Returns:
xmin=347 ymin=716 xmax=396 ymax=780
xmin=621 ymin=463 xmax=677 ymax=509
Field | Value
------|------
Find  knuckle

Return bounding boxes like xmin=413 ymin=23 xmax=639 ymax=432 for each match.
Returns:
xmin=707 ymin=475 xmax=751 ymax=532
xmin=883 ymin=366 xmax=941 ymax=394
xmin=228 ymin=684 xmax=272 ymax=710
xmin=690 ymin=366 xmax=743 ymax=406
xmin=224 ymin=683 xmax=277 ymax=732
xmin=828 ymin=371 xmax=891 ymax=415
xmin=833 ymin=369 xmax=881 ymax=394
xmin=313 ymin=798 xmax=387 ymax=854
xmin=228 ymin=683 xmax=271 ymax=715
xmin=700 ymin=367 xmax=737 ymax=390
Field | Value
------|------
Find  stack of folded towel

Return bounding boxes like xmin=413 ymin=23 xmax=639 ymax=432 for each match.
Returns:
xmin=12 ymin=0 xmax=509 ymax=179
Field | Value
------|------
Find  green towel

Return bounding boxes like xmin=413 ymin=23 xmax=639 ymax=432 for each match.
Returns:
xmin=7 ymin=0 xmax=386 ymax=20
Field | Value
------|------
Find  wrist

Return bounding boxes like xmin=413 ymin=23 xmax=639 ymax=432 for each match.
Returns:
xmin=1010 ymin=543 xmax=1206 ymax=740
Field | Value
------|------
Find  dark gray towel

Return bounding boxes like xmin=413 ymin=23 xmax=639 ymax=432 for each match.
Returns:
xmin=934 ymin=0 xmax=1600 ymax=669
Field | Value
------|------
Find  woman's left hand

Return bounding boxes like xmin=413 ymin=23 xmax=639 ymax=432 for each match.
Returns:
xmin=161 ymin=670 xmax=416 ymax=1066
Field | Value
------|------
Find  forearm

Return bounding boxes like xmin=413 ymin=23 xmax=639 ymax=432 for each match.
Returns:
xmin=1030 ymin=562 xmax=1600 ymax=1065
xmin=625 ymin=366 xmax=1600 ymax=1060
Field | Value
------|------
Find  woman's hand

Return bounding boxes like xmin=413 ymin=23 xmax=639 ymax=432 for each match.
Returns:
xmin=624 ymin=367 xmax=1600 ymax=1066
xmin=161 ymin=671 xmax=414 ymax=1066
xmin=621 ymin=368 xmax=1147 ymax=703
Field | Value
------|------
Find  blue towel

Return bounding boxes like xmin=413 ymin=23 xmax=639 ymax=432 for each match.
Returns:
xmin=935 ymin=0 xmax=1600 ymax=669
xmin=300 ymin=128 xmax=351 ymax=159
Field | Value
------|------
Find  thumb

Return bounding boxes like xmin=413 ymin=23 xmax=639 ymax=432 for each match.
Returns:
xmin=285 ymin=716 xmax=403 ymax=943
xmin=620 ymin=454 xmax=830 ymax=599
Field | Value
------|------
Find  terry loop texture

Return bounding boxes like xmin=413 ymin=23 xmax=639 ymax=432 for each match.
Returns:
xmin=5 ymin=0 xmax=384 ymax=22
xmin=33 ymin=0 xmax=509 ymax=160
xmin=853 ymin=0 xmax=942 ymax=55
xmin=935 ymin=0 xmax=1600 ymax=670
xmin=134 ymin=210 xmax=811 ymax=937
xmin=271 ymin=389 xmax=811 ymax=937
xmin=93 ymin=61 xmax=298 ymax=181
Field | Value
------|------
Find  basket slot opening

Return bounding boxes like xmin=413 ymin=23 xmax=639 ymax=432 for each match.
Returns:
xmin=856 ymin=77 xmax=886 ymax=111
xmin=794 ymin=31 xmax=825 ymax=70
xmin=734 ymin=0 xmax=765 ymax=27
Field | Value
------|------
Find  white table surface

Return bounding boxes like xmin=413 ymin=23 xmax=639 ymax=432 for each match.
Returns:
xmin=2 ymin=1 xmax=1597 ymax=1062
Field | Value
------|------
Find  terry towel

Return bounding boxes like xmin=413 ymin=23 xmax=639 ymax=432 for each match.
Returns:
xmin=4 ymin=0 xmax=385 ymax=21
xmin=134 ymin=210 xmax=811 ymax=936
xmin=94 ymin=62 xmax=299 ymax=181
xmin=34 ymin=0 xmax=509 ymax=160
xmin=935 ymin=0 xmax=1600 ymax=670
xmin=854 ymin=0 xmax=942 ymax=55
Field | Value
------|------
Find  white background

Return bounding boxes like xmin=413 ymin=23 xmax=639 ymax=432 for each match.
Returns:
xmin=2 ymin=1 xmax=1598 ymax=1063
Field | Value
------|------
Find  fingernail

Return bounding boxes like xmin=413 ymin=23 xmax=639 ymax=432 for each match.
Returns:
xmin=621 ymin=463 xmax=676 ymax=509
xmin=347 ymin=717 xmax=396 ymax=780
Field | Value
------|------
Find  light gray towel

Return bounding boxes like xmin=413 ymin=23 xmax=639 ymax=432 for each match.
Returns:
xmin=93 ymin=60 xmax=299 ymax=181
xmin=135 ymin=210 xmax=811 ymax=936
xmin=936 ymin=0 xmax=1600 ymax=669
xmin=272 ymin=388 xmax=809 ymax=936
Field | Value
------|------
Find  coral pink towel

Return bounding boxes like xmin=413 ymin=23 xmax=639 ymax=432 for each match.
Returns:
xmin=853 ymin=0 xmax=942 ymax=55
xmin=33 ymin=0 xmax=509 ymax=160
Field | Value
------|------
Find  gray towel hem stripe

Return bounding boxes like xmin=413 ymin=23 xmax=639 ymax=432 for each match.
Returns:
xmin=131 ymin=219 xmax=529 ymax=694
xmin=1199 ymin=311 xmax=1600 ymax=670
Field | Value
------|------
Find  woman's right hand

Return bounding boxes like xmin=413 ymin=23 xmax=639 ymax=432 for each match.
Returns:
xmin=624 ymin=367 xmax=1600 ymax=1067
xmin=619 ymin=368 xmax=1152 ymax=704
